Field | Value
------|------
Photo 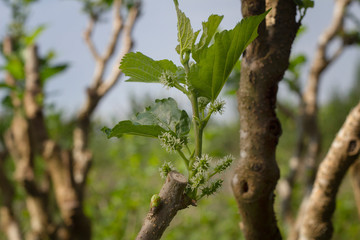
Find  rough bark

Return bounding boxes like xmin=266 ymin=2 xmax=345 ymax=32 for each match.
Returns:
xmin=298 ymin=102 xmax=360 ymax=240
xmin=136 ymin=171 xmax=192 ymax=240
xmin=43 ymin=141 xmax=91 ymax=240
xmin=231 ymin=1 xmax=299 ymax=239
xmin=3 ymin=38 xmax=54 ymax=240
xmin=4 ymin=113 xmax=54 ymax=240
xmin=282 ymin=0 xmax=354 ymax=238
xmin=24 ymin=43 xmax=91 ymax=240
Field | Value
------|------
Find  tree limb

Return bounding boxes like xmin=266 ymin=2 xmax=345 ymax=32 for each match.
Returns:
xmin=72 ymin=3 xmax=140 ymax=194
xmin=281 ymin=0 xmax=353 ymax=231
xmin=299 ymin=102 xmax=360 ymax=240
xmin=83 ymin=17 xmax=100 ymax=61
xmin=97 ymin=5 xmax=138 ymax=96
xmin=136 ymin=171 xmax=193 ymax=240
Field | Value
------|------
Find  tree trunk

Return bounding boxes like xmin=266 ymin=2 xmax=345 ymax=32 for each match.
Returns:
xmin=299 ymin=102 xmax=360 ymax=239
xmin=285 ymin=1 xmax=353 ymax=238
xmin=232 ymin=0 xmax=299 ymax=239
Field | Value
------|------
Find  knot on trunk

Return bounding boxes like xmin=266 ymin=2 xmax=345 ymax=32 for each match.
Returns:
xmin=347 ymin=139 xmax=360 ymax=156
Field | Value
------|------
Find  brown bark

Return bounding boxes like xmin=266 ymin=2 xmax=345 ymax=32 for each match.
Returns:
xmin=3 ymin=38 xmax=54 ymax=240
xmin=72 ymin=1 xmax=139 ymax=194
xmin=1 ymin=1 xmax=139 ymax=239
xmin=231 ymin=0 xmax=299 ymax=239
xmin=4 ymin=109 xmax=54 ymax=240
xmin=299 ymin=102 xmax=360 ymax=240
xmin=1 ymin=37 xmax=23 ymax=240
xmin=136 ymin=171 xmax=193 ymax=240
xmin=283 ymin=0 xmax=353 ymax=238
xmin=43 ymin=141 xmax=91 ymax=240
xmin=24 ymin=44 xmax=91 ymax=240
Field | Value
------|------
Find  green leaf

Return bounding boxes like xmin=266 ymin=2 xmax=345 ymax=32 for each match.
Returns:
xmin=288 ymin=54 xmax=306 ymax=73
xmin=3 ymin=56 xmax=25 ymax=80
xmin=174 ymin=1 xmax=194 ymax=54
xmin=45 ymin=50 xmax=56 ymax=62
xmin=176 ymin=110 xmax=191 ymax=137
xmin=1 ymin=95 xmax=13 ymax=109
xmin=40 ymin=64 xmax=68 ymax=84
xmin=302 ymin=0 xmax=314 ymax=8
xmin=192 ymin=14 xmax=224 ymax=62
xmin=175 ymin=67 xmax=186 ymax=84
xmin=189 ymin=10 xmax=269 ymax=101
xmin=294 ymin=0 xmax=314 ymax=8
xmin=24 ymin=25 xmax=46 ymax=46
xmin=120 ymin=52 xmax=177 ymax=83
xmin=102 ymin=121 xmax=164 ymax=138
xmin=0 ymin=83 xmax=15 ymax=90
xmin=102 ymin=98 xmax=190 ymax=139
xmin=135 ymin=98 xmax=190 ymax=136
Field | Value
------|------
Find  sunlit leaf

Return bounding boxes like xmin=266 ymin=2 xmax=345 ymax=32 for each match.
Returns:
xmin=174 ymin=0 xmax=194 ymax=53
xmin=192 ymin=14 xmax=224 ymax=62
xmin=3 ymin=56 xmax=25 ymax=80
xmin=120 ymin=52 xmax=178 ymax=83
xmin=40 ymin=64 xmax=68 ymax=84
xmin=189 ymin=10 xmax=269 ymax=101
xmin=24 ymin=25 xmax=46 ymax=46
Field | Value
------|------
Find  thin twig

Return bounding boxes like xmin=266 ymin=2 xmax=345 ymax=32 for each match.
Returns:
xmin=83 ymin=17 xmax=100 ymax=61
xmin=98 ymin=5 xmax=138 ymax=96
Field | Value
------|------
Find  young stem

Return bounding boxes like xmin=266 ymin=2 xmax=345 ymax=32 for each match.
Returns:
xmin=179 ymin=51 xmax=203 ymax=175
xmin=177 ymin=149 xmax=189 ymax=171
xmin=190 ymin=93 xmax=202 ymax=158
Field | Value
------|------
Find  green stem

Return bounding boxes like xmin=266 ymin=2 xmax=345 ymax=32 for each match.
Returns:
xmin=185 ymin=144 xmax=192 ymax=156
xmin=174 ymin=82 xmax=189 ymax=96
xmin=190 ymin=93 xmax=202 ymax=158
xmin=202 ymin=111 xmax=213 ymax=129
xmin=181 ymin=52 xmax=190 ymax=73
xmin=177 ymin=149 xmax=189 ymax=171
xmin=208 ymin=171 xmax=217 ymax=179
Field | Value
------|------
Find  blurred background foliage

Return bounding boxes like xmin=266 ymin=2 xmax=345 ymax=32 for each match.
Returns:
xmin=1 ymin=0 xmax=360 ymax=239
xmin=51 ymin=64 xmax=359 ymax=239
xmin=1 ymin=57 xmax=360 ymax=240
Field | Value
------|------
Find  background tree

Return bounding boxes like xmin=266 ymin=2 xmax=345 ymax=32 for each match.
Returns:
xmin=0 ymin=0 xmax=139 ymax=239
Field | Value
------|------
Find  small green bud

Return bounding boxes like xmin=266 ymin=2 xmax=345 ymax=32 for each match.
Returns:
xmin=150 ymin=194 xmax=161 ymax=208
xmin=209 ymin=99 xmax=226 ymax=115
xmin=198 ymin=97 xmax=210 ymax=111
xmin=193 ymin=154 xmax=211 ymax=171
xmin=159 ymin=70 xmax=177 ymax=89
xmin=189 ymin=170 xmax=206 ymax=191
xmin=214 ymin=155 xmax=234 ymax=173
xmin=159 ymin=161 xmax=175 ymax=179
xmin=201 ymin=179 xmax=223 ymax=197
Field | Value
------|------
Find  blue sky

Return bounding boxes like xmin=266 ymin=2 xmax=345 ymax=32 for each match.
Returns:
xmin=0 ymin=0 xmax=359 ymax=121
